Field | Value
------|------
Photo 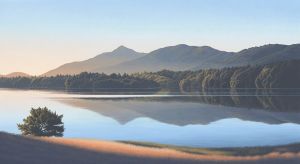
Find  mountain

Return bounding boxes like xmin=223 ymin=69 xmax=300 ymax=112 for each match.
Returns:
xmin=0 ymin=72 xmax=30 ymax=78
xmin=218 ymin=44 xmax=300 ymax=68
xmin=108 ymin=44 xmax=300 ymax=73
xmin=43 ymin=43 xmax=300 ymax=76
xmin=43 ymin=46 xmax=145 ymax=76
xmin=99 ymin=44 xmax=234 ymax=73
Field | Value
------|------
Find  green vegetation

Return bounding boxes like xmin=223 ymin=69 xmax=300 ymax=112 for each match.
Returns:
xmin=119 ymin=141 xmax=230 ymax=156
xmin=0 ymin=72 xmax=160 ymax=91
xmin=219 ymin=143 xmax=300 ymax=156
xmin=135 ymin=60 xmax=300 ymax=92
xmin=0 ymin=60 xmax=299 ymax=92
xmin=121 ymin=141 xmax=300 ymax=157
xmin=17 ymin=107 xmax=64 ymax=137
xmin=64 ymin=72 xmax=159 ymax=91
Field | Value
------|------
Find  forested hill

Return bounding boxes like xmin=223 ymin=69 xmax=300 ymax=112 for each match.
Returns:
xmin=133 ymin=59 xmax=300 ymax=92
xmin=0 ymin=60 xmax=299 ymax=92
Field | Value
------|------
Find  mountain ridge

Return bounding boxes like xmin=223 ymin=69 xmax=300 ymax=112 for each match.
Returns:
xmin=98 ymin=44 xmax=234 ymax=73
xmin=0 ymin=72 xmax=31 ymax=78
xmin=43 ymin=46 xmax=144 ymax=76
xmin=42 ymin=43 xmax=300 ymax=76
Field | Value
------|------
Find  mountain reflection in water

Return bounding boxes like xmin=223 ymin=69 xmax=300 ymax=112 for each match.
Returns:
xmin=57 ymin=90 xmax=300 ymax=126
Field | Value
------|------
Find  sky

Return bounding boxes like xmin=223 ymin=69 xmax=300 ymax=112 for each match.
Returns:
xmin=0 ymin=0 xmax=300 ymax=75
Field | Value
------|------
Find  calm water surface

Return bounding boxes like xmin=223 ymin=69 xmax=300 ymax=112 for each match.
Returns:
xmin=1 ymin=89 xmax=300 ymax=148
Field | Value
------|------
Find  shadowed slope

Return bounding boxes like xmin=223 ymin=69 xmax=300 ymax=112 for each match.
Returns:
xmin=0 ymin=132 xmax=199 ymax=164
xmin=1 ymin=132 xmax=300 ymax=164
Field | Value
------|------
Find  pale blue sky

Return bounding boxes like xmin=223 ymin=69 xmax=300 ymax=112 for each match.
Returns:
xmin=0 ymin=0 xmax=300 ymax=75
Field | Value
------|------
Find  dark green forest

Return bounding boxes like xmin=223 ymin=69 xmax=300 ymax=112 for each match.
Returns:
xmin=0 ymin=60 xmax=299 ymax=92
xmin=0 ymin=73 xmax=160 ymax=91
xmin=134 ymin=59 xmax=300 ymax=92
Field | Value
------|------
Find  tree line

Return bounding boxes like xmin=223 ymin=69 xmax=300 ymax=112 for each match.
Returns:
xmin=0 ymin=73 xmax=160 ymax=91
xmin=134 ymin=59 xmax=300 ymax=92
xmin=0 ymin=60 xmax=299 ymax=92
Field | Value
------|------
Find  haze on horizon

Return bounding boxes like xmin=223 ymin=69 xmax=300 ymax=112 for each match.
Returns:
xmin=0 ymin=0 xmax=299 ymax=75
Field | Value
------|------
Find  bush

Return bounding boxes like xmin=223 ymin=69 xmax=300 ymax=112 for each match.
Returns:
xmin=17 ymin=107 xmax=64 ymax=137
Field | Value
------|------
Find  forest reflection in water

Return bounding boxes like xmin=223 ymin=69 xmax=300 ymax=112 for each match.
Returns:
xmin=57 ymin=89 xmax=300 ymax=126
xmin=2 ymin=88 xmax=300 ymax=147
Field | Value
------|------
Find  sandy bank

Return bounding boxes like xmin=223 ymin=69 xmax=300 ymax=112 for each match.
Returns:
xmin=1 ymin=132 xmax=300 ymax=164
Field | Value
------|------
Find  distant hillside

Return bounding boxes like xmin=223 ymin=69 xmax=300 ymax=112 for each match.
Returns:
xmin=100 ymin=44 xmax=234 ymax=73
xmin=42 ymin=43 xmax=300 ymax=76
xmin=112 ymin=44 xmax=300 ymax=73
xmin=43 ymin=46 xmax=145 ymax=76
xmin=212 ymin=44 xmax=300 ymax=69
xmin=0 ymin=72 xmax=30 ymax=78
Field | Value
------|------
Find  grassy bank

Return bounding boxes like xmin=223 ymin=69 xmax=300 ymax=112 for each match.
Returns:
xmin=2 ymin=132 xmax=300 ymax=164
xmin=120 ymin=141 xmax=300 ymax=156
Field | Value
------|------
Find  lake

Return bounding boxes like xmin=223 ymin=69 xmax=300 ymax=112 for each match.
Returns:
xmin=1 ymin=88 xmax=300 ymax=148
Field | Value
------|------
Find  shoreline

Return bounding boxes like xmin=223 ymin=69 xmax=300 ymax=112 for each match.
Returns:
xmin=2 ymin=132 xmax=300 ymax=164
xmin=40 ymin=137 xmax=300 ymax=160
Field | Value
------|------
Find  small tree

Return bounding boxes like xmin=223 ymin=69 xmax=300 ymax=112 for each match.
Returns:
xmin=18 ymin=107 xmax=64 ymax=137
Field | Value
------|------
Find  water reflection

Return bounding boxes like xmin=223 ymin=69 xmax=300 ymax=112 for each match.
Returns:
xmin=57 ymin=91 xmax=300 ymax=126
xmin=2 ymin=89 xmax=300 ymax=147
xmin=62 ymin=88 xmax=300 ymax=111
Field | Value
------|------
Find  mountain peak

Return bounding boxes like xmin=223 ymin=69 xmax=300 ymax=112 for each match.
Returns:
xmin=117 ymin=45 xmax=127 ymax=49
xmin=1 ymin=72 xmax=31 ymax=78
xmin=175 ymin=44 xmax=189 ymax=47
xmin=113 ymin=45 xmax=134 ymax=53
